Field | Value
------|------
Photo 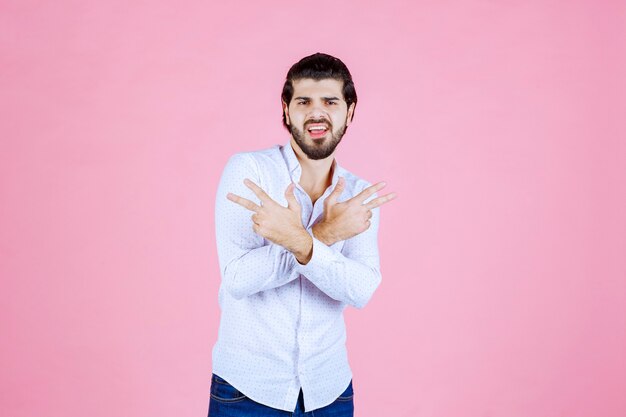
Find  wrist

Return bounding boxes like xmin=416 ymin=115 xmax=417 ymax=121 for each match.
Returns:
xmin=292 ymin=229 xmax=313 ymax=265
xmin=312 ymin=222 xmax=335 ymax=246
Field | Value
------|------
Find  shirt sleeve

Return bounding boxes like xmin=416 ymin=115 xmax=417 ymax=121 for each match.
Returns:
xmin=214 ymin=153 xmax=300 ymax=300
xmin=293 ymin=183 xmax=382 ymax=309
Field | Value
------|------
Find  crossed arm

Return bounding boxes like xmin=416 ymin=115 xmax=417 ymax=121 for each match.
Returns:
xmin=215 ymin=153 xmax=396 ymax=308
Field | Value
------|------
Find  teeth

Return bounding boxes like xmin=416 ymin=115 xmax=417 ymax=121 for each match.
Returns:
xmin=308 ymin=126 xmax=327 ymax=131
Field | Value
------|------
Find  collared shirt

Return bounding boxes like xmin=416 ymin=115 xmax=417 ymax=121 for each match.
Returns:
xmin=212 ymin=139 xmax=382 ymax=412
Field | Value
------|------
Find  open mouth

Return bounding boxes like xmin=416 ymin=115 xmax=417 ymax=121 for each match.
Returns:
xmin=307 ymin=123 xmax=329 ymax=139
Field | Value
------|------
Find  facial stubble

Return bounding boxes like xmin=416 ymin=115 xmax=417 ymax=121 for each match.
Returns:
xmin=289 ymin=116 xmax=348 ymax=160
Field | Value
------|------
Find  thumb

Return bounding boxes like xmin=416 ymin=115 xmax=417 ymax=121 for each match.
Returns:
xmin=326 ymin=176 xmax=345 ymax=205
xmin=285 ymin=183 xmax=300 ymax=210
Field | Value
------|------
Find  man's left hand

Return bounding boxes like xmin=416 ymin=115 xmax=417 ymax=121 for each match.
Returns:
xmin=227 ymin=179 xmax=313 ymax=263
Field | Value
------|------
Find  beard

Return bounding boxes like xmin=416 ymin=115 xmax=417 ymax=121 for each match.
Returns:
xmin=289 ymin=117 xmax=348 ymax=160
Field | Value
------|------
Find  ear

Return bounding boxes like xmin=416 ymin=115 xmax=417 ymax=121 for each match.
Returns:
xmin=346 ymin=102 xmax=356 ymax=126
xmin=282 ymin=100 xmax=291 ymax=125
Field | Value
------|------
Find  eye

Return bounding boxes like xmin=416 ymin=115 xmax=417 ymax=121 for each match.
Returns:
xmin=327 ymin=101 xmax=337 ymax=105
xmin=297 ymin=101 xmax=308 ymax=105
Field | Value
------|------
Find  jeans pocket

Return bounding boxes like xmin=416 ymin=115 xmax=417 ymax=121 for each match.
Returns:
xmin=210 ymin=373 xmax=247 ymax=403
xmin=336 ymin=380 xmax=353 ymax=401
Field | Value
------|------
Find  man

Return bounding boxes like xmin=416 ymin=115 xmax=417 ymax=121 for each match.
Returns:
xmin=209 ymin=52 xmax=396 ymax=416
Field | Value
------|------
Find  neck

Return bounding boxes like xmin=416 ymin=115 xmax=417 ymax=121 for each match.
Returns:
xmin=290 ymin=138 xmax=335 ymax=192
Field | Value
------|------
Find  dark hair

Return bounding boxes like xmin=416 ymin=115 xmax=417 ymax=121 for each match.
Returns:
xmin=281 ymin=52 xmax=357 ymax=131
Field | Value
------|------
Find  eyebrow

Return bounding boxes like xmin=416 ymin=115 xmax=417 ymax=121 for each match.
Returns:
xmin=294 ymin=96 xmax=342 ymax=101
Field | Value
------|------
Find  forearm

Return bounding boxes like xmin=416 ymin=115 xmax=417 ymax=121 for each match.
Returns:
xmin=311 ymin=222 xmax=338 ymax=246
xmin=220 ymin=242 xmax=300 ymax=299
xmin=293 ymin=235 xmax=382 ymax=309
xmin=296 ymin=201 xmax=382 ymax=308
xmin=217 ymin=208 xmax=313 ymax=298
xmin=286 ymin=228 xmax=314 ymax=265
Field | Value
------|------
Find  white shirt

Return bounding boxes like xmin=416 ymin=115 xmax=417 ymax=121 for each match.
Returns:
xmin=212 ymin=139 xmax=382 ymax=412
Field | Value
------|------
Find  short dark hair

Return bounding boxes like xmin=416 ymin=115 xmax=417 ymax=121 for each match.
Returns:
xmin=281 ymin=52 xmax=358 ymax=131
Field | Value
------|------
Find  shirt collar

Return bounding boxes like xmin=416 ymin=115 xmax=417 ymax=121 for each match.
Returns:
xmin=281 ymin=139 xmax=340 ymax=186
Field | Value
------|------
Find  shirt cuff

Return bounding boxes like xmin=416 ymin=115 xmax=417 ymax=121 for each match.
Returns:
xmin=293 ymin=234 xmax=338 ymax=276
xmin=277 ymin=242 xmax=300 ymax=270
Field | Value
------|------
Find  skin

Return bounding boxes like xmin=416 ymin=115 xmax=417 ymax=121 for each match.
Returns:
xmin=227 ymin=78 xmax=397 ymax=265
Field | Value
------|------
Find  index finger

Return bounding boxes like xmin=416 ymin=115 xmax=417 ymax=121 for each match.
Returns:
xmin=227 ymin=192 xmax=262 ymax=212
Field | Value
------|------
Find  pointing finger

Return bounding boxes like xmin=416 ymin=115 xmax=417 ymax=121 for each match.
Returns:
xmin=227 ymin=192 xmax=262 ymax=212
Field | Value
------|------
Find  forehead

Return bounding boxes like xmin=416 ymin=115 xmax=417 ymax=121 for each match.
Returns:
xmin=291 ymin=78 xmax=344 ymax=99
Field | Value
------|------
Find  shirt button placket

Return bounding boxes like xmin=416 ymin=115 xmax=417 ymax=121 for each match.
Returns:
xmin=294 ymin=183 xmax=310 ymax=383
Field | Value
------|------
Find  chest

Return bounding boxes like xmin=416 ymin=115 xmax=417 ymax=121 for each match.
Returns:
xmin=260 ymin=175 xmax=349 ymax=251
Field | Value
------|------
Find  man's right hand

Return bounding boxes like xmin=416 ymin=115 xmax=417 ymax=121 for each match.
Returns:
xmin=312 ymin=177 xmax=397 ymax=246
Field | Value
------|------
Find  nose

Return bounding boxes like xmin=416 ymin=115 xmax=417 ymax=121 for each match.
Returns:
xmin=308 ymin=104 xmax=328 ymax=122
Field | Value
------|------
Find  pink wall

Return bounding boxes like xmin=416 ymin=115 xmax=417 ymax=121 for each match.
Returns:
xmin=1 ymin=1 xmax=624 ymax=416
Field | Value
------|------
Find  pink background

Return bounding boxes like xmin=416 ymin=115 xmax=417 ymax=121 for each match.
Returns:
xmin=1 ymin=1 xmax=625 ymax=416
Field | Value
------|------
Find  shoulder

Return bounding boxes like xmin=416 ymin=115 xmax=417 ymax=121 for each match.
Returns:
xmin=222 ymin=144 xmax=284 ymax=173
xmin=225 ymin=144 xmax=284 ymax=171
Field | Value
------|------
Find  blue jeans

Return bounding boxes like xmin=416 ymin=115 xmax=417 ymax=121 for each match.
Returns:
xmin=208 ymin=373 xmax=354 ymax=416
